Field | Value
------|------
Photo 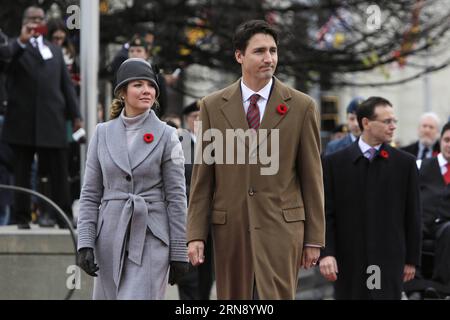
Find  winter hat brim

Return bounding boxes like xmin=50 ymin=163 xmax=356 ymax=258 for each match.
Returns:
xmin=114 ymin=58 xmax=160 ymax=98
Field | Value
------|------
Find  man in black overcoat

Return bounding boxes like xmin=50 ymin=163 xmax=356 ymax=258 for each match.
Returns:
xmin=1 ymin=6 xmax=82 ymax=228
xmin=419 ymin=122 xmax=450 ymax=288
xmin=320 ymin=96 xmax=422 ymax=299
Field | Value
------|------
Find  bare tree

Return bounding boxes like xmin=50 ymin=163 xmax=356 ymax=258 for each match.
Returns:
xmin=2 ymin=0 xmax=450 ymax=88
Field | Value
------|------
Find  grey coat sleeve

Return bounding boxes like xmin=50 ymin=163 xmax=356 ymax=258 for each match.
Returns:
xmin=162 ymin=127 xmax=188 ymax=262
xmin=77 ymin=124 xmax=104 ymax=250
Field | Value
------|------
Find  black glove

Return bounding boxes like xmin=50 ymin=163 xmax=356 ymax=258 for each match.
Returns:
xmin=77 ymin=247 xmax=99 ymax=277
xmin=168 ymin=261 xmax=189 ymax=285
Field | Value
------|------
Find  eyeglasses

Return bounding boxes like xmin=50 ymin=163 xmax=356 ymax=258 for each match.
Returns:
xmin=52 ymin=35 xmax=65 ymax=41
xmin=26 ymin=16 xmax=45 ymax=22
xmin=372 ymin=118 xmax=399 ymax=125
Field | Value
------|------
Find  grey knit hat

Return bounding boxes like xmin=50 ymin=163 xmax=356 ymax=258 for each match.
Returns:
xmin=114 ymin=58 xmax=160 ymax=98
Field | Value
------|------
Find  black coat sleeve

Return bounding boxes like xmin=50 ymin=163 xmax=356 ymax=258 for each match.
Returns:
xmin=321 ymin=155 xmax=337 ymax=257
xmin=404 ymin=158 xmax=422 ymax=266
xmin=59 ymin=49 xmax=81 ymax=120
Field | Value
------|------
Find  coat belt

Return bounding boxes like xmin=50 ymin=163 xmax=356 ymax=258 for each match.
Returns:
xmin=102 ymin=192 xmax=164 ymax=287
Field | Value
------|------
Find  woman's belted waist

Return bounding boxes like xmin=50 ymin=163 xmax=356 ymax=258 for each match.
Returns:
xmin=102 ymin=191 xmax=165 ymax=286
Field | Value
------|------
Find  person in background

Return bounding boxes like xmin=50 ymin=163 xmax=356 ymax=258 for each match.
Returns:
xmin=177 ymin=101 xmax=214 ymax=300
xmin=162 ymin=113 xmax=182 ymax=130
xmin=1 ymin=6 xmax=82 ymax=229
xmin=0 ymin=28 xmax=13 ymax=226
xmin=76 ymin=58 xmax=188 ymax=299
xmin=47 ymin=18 xmax=80 ymax=90
xmin=320 ymin=96 xmax=422 ymax=299
xmin=418 ymin=121 xmax=450 ymax=297
xmin=324 ymin=97 xmax=364 ymax=155
xmin=329 ymin=124 xmax=348 ymax=142
xmin=46 ymin=18 xmax=82 ymax=226
xmin=402 ymin=112 xmax=441 ymax=160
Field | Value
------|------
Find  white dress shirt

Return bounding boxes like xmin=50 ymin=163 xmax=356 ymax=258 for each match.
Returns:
xmin=240 ymin=78 xmax=273 ymax=123
xmin=418 ymin=142 xmax=433 ymax=159
xmin=17 ymin=35 xmax=53 ymax=60
xmin=437 ymin=153 xmax=449 ymax=175
xmin=358 ymin=137 xmax=381 ymax=159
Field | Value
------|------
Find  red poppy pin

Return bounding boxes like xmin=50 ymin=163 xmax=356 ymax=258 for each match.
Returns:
xmin=277 ymin=104 xmax=288 ymax=115
xmin=432 ymin=151 xmax=439 ymax=157
xmin=143 ymin=133 xmax=154 ymax=144
xmin=380 ymin=150 xmax=389 ymax=159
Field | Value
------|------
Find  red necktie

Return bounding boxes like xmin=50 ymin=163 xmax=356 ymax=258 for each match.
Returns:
xmin=247 ymin=94 xmax=260 ymax=130
xmin=444 ymin=163 xmax=450 ymax=185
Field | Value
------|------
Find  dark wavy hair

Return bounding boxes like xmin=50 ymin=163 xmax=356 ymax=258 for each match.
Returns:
xmin=233 ymin=19 xmax=279 ymax=53
xmin=356 ymin=96 xmax=393 ymax=131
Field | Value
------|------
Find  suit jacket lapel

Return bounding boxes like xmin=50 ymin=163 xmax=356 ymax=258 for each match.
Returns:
xmin=106 ymin=117 xmax=132 ymax=175
xmin=130 ymin=110 xmax=166 ymax=170
xmin=26 ymin=42 xmax=43 ymax=60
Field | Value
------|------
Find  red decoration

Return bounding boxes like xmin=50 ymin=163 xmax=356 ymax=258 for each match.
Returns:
xmin=277 ymin=104 xmax=288 ymax=115
xmin=143 ymin=133 xmax=154 ymax=143
xmin=380 ymin=150 xmax=389 ymax=159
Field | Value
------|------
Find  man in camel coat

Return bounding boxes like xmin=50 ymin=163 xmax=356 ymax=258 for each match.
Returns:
xmin=187 ymin=20 xmax=325 ymax=299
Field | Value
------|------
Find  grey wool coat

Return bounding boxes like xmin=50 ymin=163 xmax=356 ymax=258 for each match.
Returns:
xmin=77 ymin=110 xmax=188 ymax=299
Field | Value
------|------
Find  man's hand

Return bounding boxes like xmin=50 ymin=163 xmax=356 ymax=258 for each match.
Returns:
xmin=72 ymin=118 xmax=86 ymax=143
xmin=72 ymin=118 xmax=83 ymax=132
xmin=77 ymin=247 xmax=99 ymax=277
xmin=19 ymin=23 xmax=37 ymax=44
xmin=168 ymin=261 xmax=189 ymax=285
xmin=187 ymin=240 xmax=205 ymax=266
xmin=319 ymin=256 xmax=338 ymax=282
xmin=403 ymin=264 xmax=416 ymax=282
xmin=300 ymin=246 xmax=320 ymax=269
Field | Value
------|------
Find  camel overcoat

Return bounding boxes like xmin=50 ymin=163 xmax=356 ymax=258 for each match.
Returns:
xmin=187 ymin=78 xmax=325 ymax=299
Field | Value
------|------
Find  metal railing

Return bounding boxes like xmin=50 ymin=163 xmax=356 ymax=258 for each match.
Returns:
xmin=0 ymin=184 xmax=77 ymax=300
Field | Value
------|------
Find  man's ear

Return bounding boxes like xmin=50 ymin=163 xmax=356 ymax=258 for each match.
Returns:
xmin=362 ymin=118 xmax=369 ymax=130
xmin=235 ymin=50 xmax=243 ymax=64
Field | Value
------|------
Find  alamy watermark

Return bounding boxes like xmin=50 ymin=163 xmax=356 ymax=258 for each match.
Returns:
xmin=172 ymin=121 xmax=280 ymax=176
xmin=66 ymin=265 xmax=81 ymax=290
xmin=66 ymin=5 xmax=80 ymax=30
xmin=366 ymin=4 xmax=381 ymax=31
xmin=366 ymin=265 xmax=381 ymax=290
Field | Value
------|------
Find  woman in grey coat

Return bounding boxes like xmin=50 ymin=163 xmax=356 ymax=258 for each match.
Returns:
xmin=77 ymin=58 xmax=189 ymax=299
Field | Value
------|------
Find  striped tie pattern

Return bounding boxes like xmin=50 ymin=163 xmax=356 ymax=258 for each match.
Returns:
xmin=247 ymin=94 xmax=260 ymax=130
xmin=367 ymin=147 xmax=377 ymax=161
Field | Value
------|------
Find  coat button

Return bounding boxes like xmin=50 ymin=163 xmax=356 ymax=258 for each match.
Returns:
xmin=126 ymin=175 xmax=131 ymax=182
xmin=248 ymin=188 xmax=255 ymax=196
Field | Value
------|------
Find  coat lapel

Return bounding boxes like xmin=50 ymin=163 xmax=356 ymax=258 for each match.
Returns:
xmin=130 ymin=110 xmax=166 ymax=170
xmin=220 ymin=79 xmax=251 ymax=148
xmin=219 ymin=77 xmax=292 ymax=149
xmin=106 ymin=117 xmax=132 ymax=175
xmin=258 ymin=77 xmax=292 ymax=147
xmin=220 ymin=79 xmax=249 ymax=131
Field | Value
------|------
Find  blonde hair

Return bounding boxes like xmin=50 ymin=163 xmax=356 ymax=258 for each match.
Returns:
xmin=109 ymin=87 xmax=125 ymax=120
xmin=109 ymin=85 xmax=160 ymax=120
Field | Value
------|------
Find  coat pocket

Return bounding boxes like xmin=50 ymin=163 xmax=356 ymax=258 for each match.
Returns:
xmin=282 ymin=206 xmax=305 ymax=222
xmin=96 ymin=217 xmax=104 ymax=238
xmin=96 ymin=201 xmax=108 ymax=238
xmin=211 ymin=210 xmax=227 ymax=225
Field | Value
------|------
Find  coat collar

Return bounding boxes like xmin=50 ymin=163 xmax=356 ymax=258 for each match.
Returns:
xmin=26 ymin=37 xmax=52 ymax=60
xmin=350 ymin=138 xmax=390 ymax=164
xmin=106 ymin=109 xmax=167 ymax=174
xmin=220 ymin=77 xmax=292 ymax=148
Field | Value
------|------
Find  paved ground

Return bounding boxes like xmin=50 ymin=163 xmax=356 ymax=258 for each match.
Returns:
xmin=165 ymin=282 xmax=218 ymax=300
